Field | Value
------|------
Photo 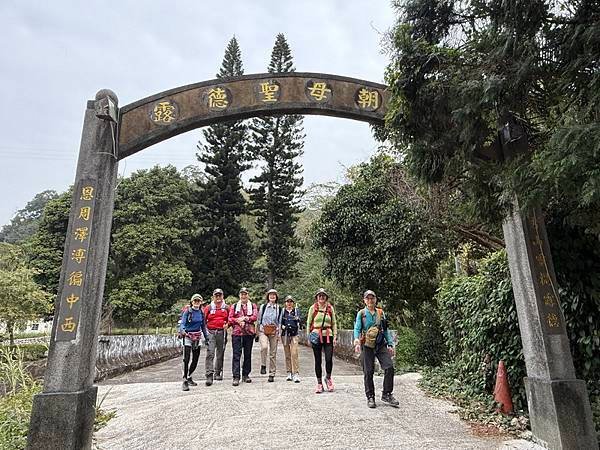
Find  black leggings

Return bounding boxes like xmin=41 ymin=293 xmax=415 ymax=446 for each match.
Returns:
xmin=312 ymin=342 xmax=333 ymax=382
xmin=183 ymin=345 xmax=200 ymax=379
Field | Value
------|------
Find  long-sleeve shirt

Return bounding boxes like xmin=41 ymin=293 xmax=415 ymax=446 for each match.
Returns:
xmin=180 ymin=307 xmax=208 ymax=339
xmin=228 ymin=302 xmax=258 ymax=336
xmin=258 ymin=303 xmax=280 ymax=332
xmin=306 ymin=303 xmax=337 ymax=338
xmin=353 ymin=307 xmax=393 ymax=346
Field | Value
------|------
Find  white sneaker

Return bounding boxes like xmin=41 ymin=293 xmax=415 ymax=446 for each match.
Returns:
xmin=293 ymin=373 xmax=300 ymax=383
xmin=286 ymin=372 xmax=293 ymax=381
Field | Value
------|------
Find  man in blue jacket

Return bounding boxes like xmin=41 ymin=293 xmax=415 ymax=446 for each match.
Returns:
xmin=353 ymin=290 xmax=399 ymax=408
xmin=180 ymin=294 xmax=209 ymax=391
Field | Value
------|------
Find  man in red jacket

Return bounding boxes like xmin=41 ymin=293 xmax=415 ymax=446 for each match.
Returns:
xmin=204 ymin=288 xmax=229 ymax=386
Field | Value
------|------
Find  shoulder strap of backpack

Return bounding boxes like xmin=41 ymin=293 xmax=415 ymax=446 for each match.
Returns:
xmin=309 ymin=303 xmax=319 ymax=330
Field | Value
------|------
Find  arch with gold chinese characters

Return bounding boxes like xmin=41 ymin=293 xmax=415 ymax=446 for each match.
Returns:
xmin=118 ymin=72 xmax=388 ymax=159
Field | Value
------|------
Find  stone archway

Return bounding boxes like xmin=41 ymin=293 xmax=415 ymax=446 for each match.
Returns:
xmin=26 ymin=73 xmax=596 ymax=450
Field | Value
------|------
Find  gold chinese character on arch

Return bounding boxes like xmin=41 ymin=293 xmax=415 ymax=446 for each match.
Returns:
xmin=74 ymin=227 xmax=89 ymax=242
xmin=79 ymin=207 xmax=91 ymax=221
xmin=151 ymin=101 xmax=177 ymax=124
xmin=356 ymin=88 xmax=380 ymax=110
xmin=207 ymin=87 xmax=229 ymax=109
xmin=61 ymin=317 xmax=77 ymax=333
xmin=68 ymin=271 xmax=83 ymax=287
xmin=66 ymin=293 xmax=80 ymax=309
xmin=538 ymin=272 xmax=551 ymax=286
xmin=259 ymin=82 xmax=280 ymax=103
xmin=307 ymin=81 xmax=331 ymax=102
xmin=71 ymin=248 xmax=86 ymax=264
xmin=546 ymin=312 xmax=559 ymax=328
xmin=80 ymin=186 xmax=94 ymax=201
xmin=543 ymin=292 xmax=556 ymax=306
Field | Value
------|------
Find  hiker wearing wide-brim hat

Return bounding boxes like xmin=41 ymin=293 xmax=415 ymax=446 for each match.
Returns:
xmin=353 ymin=289 xmax=398 ymax=409
xmin=257 ymin=288 xmax=281 ymax=381
xmin=307 ymin=288 xmax=338 ymax=394
xmin=228 ymin=287 xmax=258 ymax=385
xmin=280 ymin=295 xmax=302 ymax=383
xmin=180 ymin=294 xmax=209 ymax=391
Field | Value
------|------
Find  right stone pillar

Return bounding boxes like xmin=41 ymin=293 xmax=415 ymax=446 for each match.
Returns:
xmin=502 ymin=202 xmax=598 ymax=449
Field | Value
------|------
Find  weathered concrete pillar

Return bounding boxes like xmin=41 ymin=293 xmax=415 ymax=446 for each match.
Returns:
xmin=503 ymin=202 xmax=598 ymax=449
xmin=27 ymin=90 xmax=119 ymax=450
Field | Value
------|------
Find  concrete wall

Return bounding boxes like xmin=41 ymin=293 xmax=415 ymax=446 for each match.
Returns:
xmin=95 ymin=334 xmax=181 ymax=381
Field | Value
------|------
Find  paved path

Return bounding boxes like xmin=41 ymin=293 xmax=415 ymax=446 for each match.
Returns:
xmin=95 ymin=343 xmax=519 ymax=450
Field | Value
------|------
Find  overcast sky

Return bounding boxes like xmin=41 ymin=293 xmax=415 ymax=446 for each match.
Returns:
xmin=0 ymin=1 xmax=396 ymax=226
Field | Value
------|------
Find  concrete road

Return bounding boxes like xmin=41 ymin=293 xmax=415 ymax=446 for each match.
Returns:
xmin=95 ymin=343 xmax=515 ymax=450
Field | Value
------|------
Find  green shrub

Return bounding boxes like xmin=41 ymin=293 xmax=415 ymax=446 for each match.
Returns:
xmin=394 ymin=327 xmax=418 ymax=370
xmin=436 ymin=250 xmax=527 ymax=410
xmin=1 ymin=344 xmax=48 ymax=362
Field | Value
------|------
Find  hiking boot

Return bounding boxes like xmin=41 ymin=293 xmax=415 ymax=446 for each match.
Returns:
xmin=315 ymin=383 xmax=324 ymax=394
xmin=232 ymin=378 xmax=240 ymax=386
xmin=325 ymin=376 xmax=334 ymax=392
xmin=182 ymin=380 xmax=189 ymax=391
xmin=205 ymin=374 xmax=213 ymax=386
xmin=286 ymin=372 xmax=293 ymax=381
xmin=293 ymin=373 xmax=301 ymax=383
xmin=186 ymin=378 xmax=197 ymax=386
xmin=381 ymin=393 xmax=399 ymax=407
xmin=260 ymin=365 xmax=267 ymax=375
xmin=214 ymin=372 xmax=223 ymax=381
xmin=268 ymin=375 xmax=274 ymax=382
xmin=367 ymin=397 xmax=376 ymax=408
xmin=243 ymin=375 xmax=252 ymax=383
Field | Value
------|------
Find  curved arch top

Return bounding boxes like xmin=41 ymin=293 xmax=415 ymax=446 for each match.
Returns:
xmin=117 ymin=72 xmax=389 ymax=159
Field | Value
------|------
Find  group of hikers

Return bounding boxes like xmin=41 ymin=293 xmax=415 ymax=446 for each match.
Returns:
xmin=178 ymin=286 xmax=399 ymax=408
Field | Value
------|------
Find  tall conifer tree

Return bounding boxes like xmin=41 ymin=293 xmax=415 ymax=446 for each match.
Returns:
xmin=250 ymin=33 xmax=305 ymax=288
xmin=192 ymin=36 xmax=253 ymax=296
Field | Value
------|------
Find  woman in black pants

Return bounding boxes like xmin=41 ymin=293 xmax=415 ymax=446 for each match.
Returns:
xmin=180 ymin=294 xmax=208 ymax=391
xmin=306 ymin=288 xmax=338 ymax=393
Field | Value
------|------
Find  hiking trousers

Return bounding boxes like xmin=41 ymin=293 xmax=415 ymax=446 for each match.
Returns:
xmin=206 ymin=329 xmax=226 ymax=377
xmin=232 ymin=334 xmax=254 ymax=379
xmin=182 ymin=344 xmax=200 ymax=379
xmin=282 ymin=335 xmax=299 ymax=374
xmin=361 ymin=344 xmax=394 ymax=399
xmin=312 ymin=340 xmax=333 ymax=382
xmin=259 ymin=333 xmax=278 ymax=376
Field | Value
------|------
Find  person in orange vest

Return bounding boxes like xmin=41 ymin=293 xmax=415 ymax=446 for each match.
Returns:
xmin=307 ymin=288 xmax=338 ymax=393
xmin=203 ymin=288 xmax=229 ymax=386
xmin=353 ymin=290 xmax=398 ymax=409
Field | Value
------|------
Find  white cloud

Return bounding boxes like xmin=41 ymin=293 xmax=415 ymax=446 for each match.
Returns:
xmin=0 ymin=0 xmax=395 ymax=225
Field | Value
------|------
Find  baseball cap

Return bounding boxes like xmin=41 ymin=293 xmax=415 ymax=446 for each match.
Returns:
xmin=284 ymin=295 xmax=295 ymax=302
xmin=190 ymin=293 xmax=203 ymax=302
xmin=239 ymin=287 xmax=249 ymax=294
xmin=212 ymin=288 xmax=224 ymax=296
xmin=363 ymin=289 xmax=377 ymax=298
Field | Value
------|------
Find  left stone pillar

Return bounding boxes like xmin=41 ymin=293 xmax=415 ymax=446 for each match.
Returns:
xmin=27 ymin=90 xmax=119 ymax=450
